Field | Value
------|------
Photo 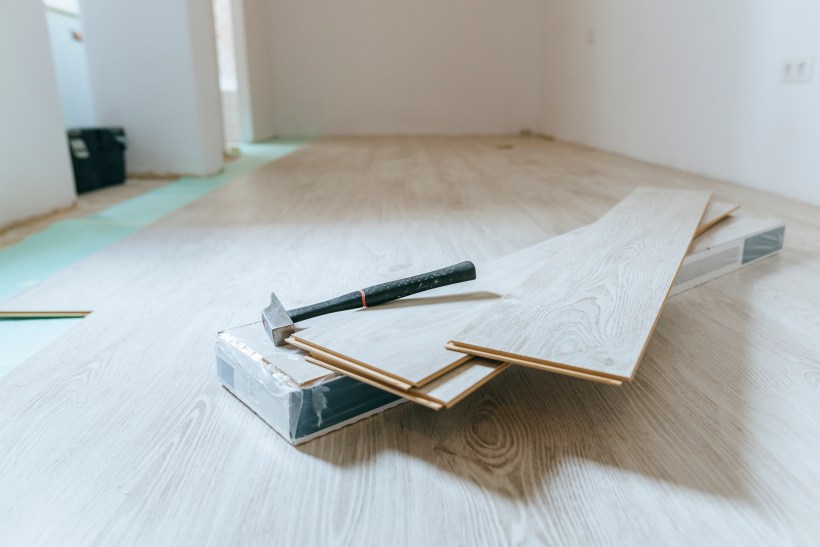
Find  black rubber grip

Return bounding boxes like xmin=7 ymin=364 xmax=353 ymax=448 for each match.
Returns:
xmin=287 ymin=261 xmax=476 ymax=323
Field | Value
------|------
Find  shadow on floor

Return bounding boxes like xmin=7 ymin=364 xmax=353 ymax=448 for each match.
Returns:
xmin=296 ymin=265 xmax=771 ymax=502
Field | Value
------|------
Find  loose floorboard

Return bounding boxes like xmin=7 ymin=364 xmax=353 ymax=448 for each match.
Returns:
xmin=290 ymin=337 xmax=507 ymax=407
xmin=0 ymin=311 xmax=91 ymax=318
xmin=289 ymin=337 xmax=417 ymax=391
xmin=689 ymin=201 xmax=738 ymax=236
xmin=699 ymin=201 xmax=740 ymax=233
xmin=304 ymin=357 xmax=444 ymax=410
xmin=1 ymin=137 xmax=819 ymax=545
xmin=221 ymin=200 xmax=738 ymax=396
xmin=293 ymin=196 xmax=730 ymax=388
xmin=296 ymin=212 xmax=769 ymax=407
xmin=450 ymin=187 xmax=710 ymax=381
xmin=286 ymin=202 xmax=738 ymax=404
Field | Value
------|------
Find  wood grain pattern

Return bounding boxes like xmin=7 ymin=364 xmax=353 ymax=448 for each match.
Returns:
xmin=295 ymin=192 xmax=726 ymax=388
xmin=291 ymin=336 xmax=507 ymax=407
xmin=450 ymin=187 xmax=710 ymax=381
xmin=288 ymin=202 xmax=741 ymax=406
xmin=229 ymin=200 xmax=737 ymax=391
xmin=298 ymin=214 xmax=763 ymax=408
xmin=0 ymin=137 xmax=818 ymax=545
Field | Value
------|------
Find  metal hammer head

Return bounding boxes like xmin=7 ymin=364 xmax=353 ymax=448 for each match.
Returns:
xmin=261 ymin=292 xmax=294 ymax=346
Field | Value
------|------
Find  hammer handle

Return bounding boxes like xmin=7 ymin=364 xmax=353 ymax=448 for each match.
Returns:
xmin=287 ymin=261 xmax=476 ymax=323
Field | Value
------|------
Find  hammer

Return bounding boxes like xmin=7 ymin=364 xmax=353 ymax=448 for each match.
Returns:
xmin=261 ymin=261 xmax=476 ymax=346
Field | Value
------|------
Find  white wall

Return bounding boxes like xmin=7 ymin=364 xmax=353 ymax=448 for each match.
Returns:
xmin=45 ymin=0 xmax=80 ymax=13
xmin=212 ymin=0 xmax=241 ymax=142
xmin=45 ymin=9 xmax=96 ymax=127
xmin=539 ymin=0 xmax=820 ymax=206
xmin=80 ymin=0 xmax=224 ymax=176
xmin=0 ymin=0 xmax=76 ymax=228
xmin=233 ymin=0 xmax=276 ymax=141
xmin=267 ymin=0 xmax=544 ymax=136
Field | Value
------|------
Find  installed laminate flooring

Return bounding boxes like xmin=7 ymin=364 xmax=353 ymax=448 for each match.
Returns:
xmin=1 ymin=137 xmax=819 ymax=545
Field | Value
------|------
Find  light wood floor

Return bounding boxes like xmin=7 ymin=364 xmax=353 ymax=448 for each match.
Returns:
xmin=1 ymin=137 xmax=819 ymax=545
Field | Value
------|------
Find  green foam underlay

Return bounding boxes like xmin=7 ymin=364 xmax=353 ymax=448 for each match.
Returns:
xmin=0 ymin=139 xmax=306 ymax=378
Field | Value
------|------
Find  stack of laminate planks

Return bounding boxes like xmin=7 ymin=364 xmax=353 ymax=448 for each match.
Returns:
xmin=289 ymin=188 xmax=738 ymax=409
xmin=448 ymin=187 xmax=710 ymax=384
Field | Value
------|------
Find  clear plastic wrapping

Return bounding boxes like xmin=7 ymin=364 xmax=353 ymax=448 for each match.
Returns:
xmin=215 ymin=322 xmax=403 ymax=444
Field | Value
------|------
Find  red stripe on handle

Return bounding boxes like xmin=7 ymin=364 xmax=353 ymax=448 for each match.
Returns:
xmin=359 ymin=289 xmax=367 ymax=308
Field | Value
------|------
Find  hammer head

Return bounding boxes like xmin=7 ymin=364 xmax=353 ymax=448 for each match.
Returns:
xmin=261 ymin=292 xmax=294 ymax=346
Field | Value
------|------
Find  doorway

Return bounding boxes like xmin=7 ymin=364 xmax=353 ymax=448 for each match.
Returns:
xmin=212 ymin=0 xmax=241 ymax=145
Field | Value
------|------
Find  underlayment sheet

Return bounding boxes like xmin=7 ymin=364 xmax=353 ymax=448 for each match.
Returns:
xmin=0 ymin=141 xmax=306 ymax=380
xmin=0 ymin=141 xmax=306 ymax=303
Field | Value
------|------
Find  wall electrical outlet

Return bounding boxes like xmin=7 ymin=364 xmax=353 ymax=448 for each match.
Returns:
xmin=782 ymin=56 xmax=814 ymax=83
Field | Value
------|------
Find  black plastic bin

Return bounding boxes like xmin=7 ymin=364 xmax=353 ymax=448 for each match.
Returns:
xmin=67 ymin=127 xmax=127 ymax=194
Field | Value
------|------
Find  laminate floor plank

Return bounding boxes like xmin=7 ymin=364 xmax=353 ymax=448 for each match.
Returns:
xmin=0 ymin=137 xmax=818 ymax=545
xmin=700 ymin=200 xmax=740 ymax=233
xmin=290 ymin=336 xmax=507 ymax=408
xmin=303 ymin=356 xmax=444 ymax=409
xmin=294 ymin=195 xmax=729 ymax=387
xmin=450 ymin=187 xmax=710 ymax=381
xmin=293 ymin=209 xmax=760 ymax=408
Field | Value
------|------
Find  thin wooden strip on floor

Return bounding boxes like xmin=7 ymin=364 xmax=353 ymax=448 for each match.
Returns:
xmin=2 ymin=137 xmax=817 ymax=544
xmin=450 ymin=187 xmax=711 ymax=381
xmin=0 ymin=311 xmax=91 ymax=319
xmin=293 ymin=197 xmax=735 ymax=387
